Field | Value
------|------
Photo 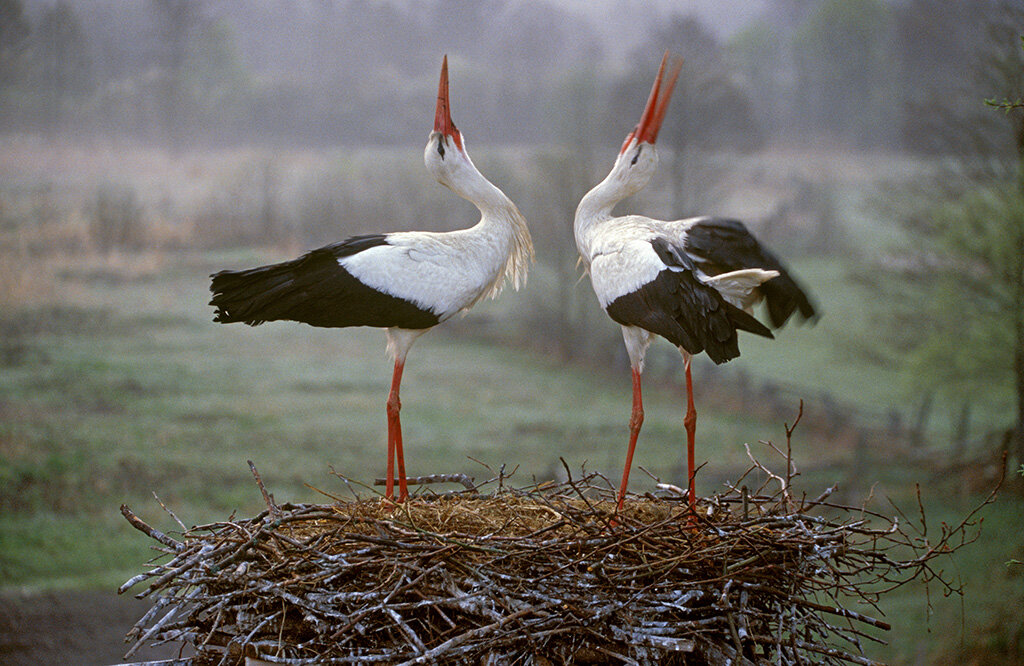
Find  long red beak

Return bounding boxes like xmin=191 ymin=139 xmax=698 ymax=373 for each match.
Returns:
xmin=434 ymin=55 xmax=463 ymax=151
xmin=620 ymin=51 xmax=683 ymax=153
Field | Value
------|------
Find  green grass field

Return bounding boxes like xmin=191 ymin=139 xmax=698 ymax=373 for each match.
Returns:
xmin=1 ymin=143 xmax=1021 ymax=664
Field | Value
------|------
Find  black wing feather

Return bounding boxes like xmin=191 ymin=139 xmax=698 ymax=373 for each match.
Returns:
xmin=683 ymin=217 xmax=817 ymax=328
xmin=605 ymin=237 xmax=773 ymax=365
xmin=209 ymin=234 xmax=440 ymax=330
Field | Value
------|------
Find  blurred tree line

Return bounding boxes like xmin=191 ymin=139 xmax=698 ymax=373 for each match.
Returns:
xmin=0 ymin=0 xmax=1018 ymax=154
xmin=852 ymin=0 xmax=1024 ymax=471
xmin=0 ymin=0 xmax=602 ymax=147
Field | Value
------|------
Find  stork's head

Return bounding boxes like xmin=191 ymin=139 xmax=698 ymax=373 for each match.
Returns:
xmin=424 ymin=55 xmax=474 ymax=191
xmin=604 ymin=52 xmax=683 ymax=198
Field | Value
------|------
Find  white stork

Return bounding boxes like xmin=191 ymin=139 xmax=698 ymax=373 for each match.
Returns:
xmin=574 ymin=53 xmax=815 ymax=513
xmin=209 ymin=56 xmax=533 ymax=501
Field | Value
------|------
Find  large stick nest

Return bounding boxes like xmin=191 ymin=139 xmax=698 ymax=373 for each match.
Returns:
xmin=119 ymin=451 xmax=995 ymax=666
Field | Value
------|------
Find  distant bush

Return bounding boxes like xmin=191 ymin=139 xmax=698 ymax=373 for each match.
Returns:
xmin=89 ymin=183 xmax=145 ymax=252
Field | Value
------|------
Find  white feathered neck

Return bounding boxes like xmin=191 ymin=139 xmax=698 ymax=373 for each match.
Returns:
xmin=426 ymin=133 xmax=533 ymax=299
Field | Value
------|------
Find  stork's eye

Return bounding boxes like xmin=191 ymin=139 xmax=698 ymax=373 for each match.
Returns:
xmin=630 ymin=146 xmax=642 ymax=166
xmin=437 ymin=139 xmax=446 ymax=159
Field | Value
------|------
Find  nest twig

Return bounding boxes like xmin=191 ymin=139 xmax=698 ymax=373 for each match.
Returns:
xmin=118 ymin=446 xmax=1000 ymax=666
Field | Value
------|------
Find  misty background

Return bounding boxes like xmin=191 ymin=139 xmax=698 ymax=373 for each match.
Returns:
xmin=2 ymin=1 xmax=1024 ymax=663
xmin=3 ymin=0 xmax=1012 ymax=150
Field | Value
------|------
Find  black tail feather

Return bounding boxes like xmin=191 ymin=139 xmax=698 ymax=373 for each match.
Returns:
xmin=210 ymin=262 xmax=304 ymax=325
xmin=762 ymin=273 xmax=817 ymax=329
xmin=726 ymin=301 xmax=774 ymax=339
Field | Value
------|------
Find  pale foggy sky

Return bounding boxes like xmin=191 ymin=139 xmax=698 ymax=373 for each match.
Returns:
xmin=553 ymin=0 xmax=773 ymax=62
xmin=557 ymin=0 xmax=771 ymax=36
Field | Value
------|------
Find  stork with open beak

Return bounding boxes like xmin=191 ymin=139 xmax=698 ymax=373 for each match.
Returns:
xmin=210 ymin=56 xmax=533 ymax=501
xmin=574 ymin=52 xmax=816 ymax=513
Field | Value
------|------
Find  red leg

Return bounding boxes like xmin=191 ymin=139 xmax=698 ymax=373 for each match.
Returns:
xmin=385 ymin=360 xmax=409 ymax=501
xmin=682 ymin=353 xmax=696 ymax=511
xmin=617 ymin=367 xmax=644 ymax=512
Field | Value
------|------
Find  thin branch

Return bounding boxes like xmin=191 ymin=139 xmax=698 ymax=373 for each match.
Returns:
xmin=120 ymin=504 xmax=183 ymax=555
xmin=249 ymin=459 xmax=282 ymax=520
xmin=372 ymin=473 xmax=478 ymax=492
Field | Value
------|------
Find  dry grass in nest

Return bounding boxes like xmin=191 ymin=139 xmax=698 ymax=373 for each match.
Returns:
xmin=327 ymin=492 xmax=677 ymax=537
xmin=117 ymin=450 xmax=999 ymax=666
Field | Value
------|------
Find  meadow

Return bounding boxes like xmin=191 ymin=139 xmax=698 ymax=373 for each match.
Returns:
xmin=0 ymin=139 xmax=1021 ymax=664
